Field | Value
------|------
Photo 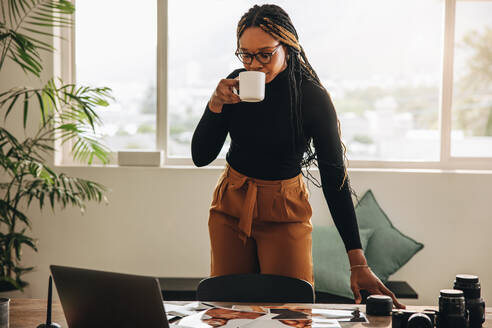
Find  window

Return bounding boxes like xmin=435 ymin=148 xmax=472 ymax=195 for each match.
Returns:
xmin=62 ymin=0 xmax=492 ymax=169
xmin=451 ymin=1 xmax=492 ymax=157
xmin=75 ymin=0 xmax=157 ymax=151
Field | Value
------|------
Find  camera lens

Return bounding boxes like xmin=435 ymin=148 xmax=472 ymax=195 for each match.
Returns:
xmin=454 ymin=274 xmax=486 ymax=328
xmin=437 ymin=289 xmax=468 ymax=328
xmin=455 ymin=274 xmax=480 ymax=298
xmin=439 ymin=289 xmax=466 ymax=315
xmin=407 ymin=313 xmax=433 ymax=328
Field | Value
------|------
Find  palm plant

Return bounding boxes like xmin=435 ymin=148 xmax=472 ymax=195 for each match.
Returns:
xmin=0 ymin=0 xmax=113 ymax=291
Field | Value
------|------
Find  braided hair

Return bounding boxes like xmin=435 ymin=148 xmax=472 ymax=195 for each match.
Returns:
xmin=236 ymin=4 xmax=355 ymax=196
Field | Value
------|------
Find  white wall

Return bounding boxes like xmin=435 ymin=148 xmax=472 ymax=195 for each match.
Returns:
xmin=12 ymin=166 xmax=491 ymax=307
xmin=1 ymin=27 xmax=491 ymax=308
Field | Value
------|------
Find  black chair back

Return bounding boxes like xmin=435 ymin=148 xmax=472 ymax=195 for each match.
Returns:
xmin=196 ymin=274 xmax=315 ymax=303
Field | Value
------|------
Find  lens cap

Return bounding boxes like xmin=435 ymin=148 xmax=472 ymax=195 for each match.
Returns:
xmin=455 ymin=274 xmax=479 ymax=284
xmin=366 ymin=295 xmax=392 ymax=316
xmin=440 ymin=289 xmax=464 ymax=298
xmin=454 ymin=274 xmax=481 ymax=299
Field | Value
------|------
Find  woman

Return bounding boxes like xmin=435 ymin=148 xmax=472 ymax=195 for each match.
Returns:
xmin=192 ymin=4 xmax=404 ymax=308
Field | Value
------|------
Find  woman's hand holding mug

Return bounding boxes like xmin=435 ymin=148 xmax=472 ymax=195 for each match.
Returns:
xmin=208 ymin=78 xmax=241 ymax=113
xmin=208 ymin=71 xmax=266 ymax=113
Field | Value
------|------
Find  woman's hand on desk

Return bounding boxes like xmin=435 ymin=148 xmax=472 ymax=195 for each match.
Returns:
xmin=350 ymin=265 xmax=405 ymax=309
xmin=347 ymin=248 xmax=406 ymax=309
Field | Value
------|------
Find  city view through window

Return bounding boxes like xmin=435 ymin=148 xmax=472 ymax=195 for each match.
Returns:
xmin=451 ymin=1 xmax=492 ymax=157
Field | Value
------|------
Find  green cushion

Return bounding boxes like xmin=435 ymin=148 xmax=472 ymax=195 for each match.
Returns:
xmin=313 ymin=226 xmax=374 ymax=299
xmin=355 ymin=189 xmax=424 ymax=282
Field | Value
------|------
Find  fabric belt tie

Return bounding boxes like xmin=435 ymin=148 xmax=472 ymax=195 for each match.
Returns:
xmin=228 ymin=176 xmax=258 ymax=243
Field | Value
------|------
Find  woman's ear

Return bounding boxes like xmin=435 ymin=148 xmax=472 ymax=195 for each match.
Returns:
xmin=284 ymin=48 xmax=290 ymax=61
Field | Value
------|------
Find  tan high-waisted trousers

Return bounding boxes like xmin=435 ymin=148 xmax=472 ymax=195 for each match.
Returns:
xmin=208 ymin=164 xmax=314 ymax=285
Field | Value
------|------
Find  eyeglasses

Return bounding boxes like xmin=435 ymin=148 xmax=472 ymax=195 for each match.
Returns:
xmin=235 ymin=44 xmax=282 ymax=65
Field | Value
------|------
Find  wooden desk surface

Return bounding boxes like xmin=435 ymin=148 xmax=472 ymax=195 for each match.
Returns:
xmin=10 ymin=298 xmax=67 ymax=327
xmin=9 ymin=298 xmax=492 ymax=328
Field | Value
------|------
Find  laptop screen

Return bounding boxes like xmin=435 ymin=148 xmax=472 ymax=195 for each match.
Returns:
xmin=50 ymin=265 xmax=169 ymax=328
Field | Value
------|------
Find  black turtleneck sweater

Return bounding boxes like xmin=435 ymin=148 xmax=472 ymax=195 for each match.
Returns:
xmin=192 ymin=67 xmax=362 ymax=251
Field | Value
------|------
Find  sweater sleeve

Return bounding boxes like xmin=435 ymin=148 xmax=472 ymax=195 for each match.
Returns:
xmin=191 ymin=69 xmax=242 ymax=167
xmin=306 ymin=86 xmax=362 ymax=251
xmin=191 ymin=103 xmax=229 ymax=167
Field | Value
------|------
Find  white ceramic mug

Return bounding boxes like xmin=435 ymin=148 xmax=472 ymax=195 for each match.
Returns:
xmin=237 ymin=71 xmax=265 ymax=102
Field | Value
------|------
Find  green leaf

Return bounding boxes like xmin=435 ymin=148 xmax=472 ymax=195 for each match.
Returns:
xmin=8 ymin=54 xmax=40 ymax=77
xmin=1 ymin=0 xmax=75 ymax=79
xmin=4 ymin=92 xmax=20 ymax=120
xmin=13 ymin=39 xmax=42 ymax=71
xmin=14 ymin=265 xmax=35 ymax=273
xmin=58 ymin=123 xmax=78 ymax=132
xmin=23 ymin=91 xmax=28 ymax=128
xmin=42 ymin=85 xmax=56 ymax=112
xmin=39 ymin=191 xmax=44 ymax=209
xmin=0 ymin=200 xmax=30 ymax=228
xmin=0 ymin=276 xmax=21 ymax=290
xmin=35 ymin=90 xmax=46 ymax=124
xmin=25 ymin=22 xmax=66 ymax=28
xmin=22 ymin=31 xmax=55 ymax=50
xmin=49 ymin=191 xmax=55 ymax=209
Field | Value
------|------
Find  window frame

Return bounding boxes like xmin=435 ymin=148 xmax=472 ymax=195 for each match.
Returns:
xmin=56 ymin=0 xmax=492 ymax=170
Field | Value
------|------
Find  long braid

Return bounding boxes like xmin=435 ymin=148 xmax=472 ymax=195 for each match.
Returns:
xmin=236 ymin=4 xmax=355 ymax=198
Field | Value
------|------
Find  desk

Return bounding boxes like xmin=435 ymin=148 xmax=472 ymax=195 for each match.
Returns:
xmin=9 ymin=298 xmax=492 ymax=328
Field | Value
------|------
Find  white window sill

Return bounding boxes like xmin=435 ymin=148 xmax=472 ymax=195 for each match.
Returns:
xmin=55 ymin=160 xmax=492 ymax=175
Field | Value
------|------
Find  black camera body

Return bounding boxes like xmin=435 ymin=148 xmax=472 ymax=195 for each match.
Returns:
xmin=392 ymin=309 xmax=469 ymax=328
xmin=392 ymin=309 xmax=437 ymax=328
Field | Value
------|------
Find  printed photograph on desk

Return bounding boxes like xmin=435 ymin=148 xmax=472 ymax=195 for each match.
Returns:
xmin=177 ymin=307 xmax=266 ymax=327
xmin=233 ymin=305 xmax=312 ymax=318
xmin=243 ymin=317 xmax=336 ymax=328
xmin=231 ymin=305 xmax=366 ymax=322
xmin=312 ymin=308 xmax=367 ymax=323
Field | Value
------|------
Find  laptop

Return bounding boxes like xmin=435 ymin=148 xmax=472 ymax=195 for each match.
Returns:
xmin=50 ymin=265 xmax=170 ymax=328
